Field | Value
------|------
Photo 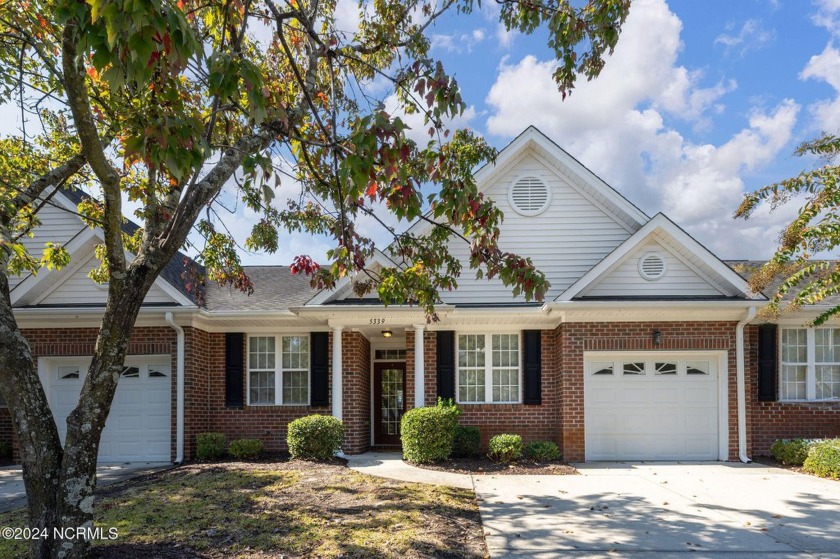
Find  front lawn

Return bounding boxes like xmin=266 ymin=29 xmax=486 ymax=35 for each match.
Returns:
xmin=0 ymin=461 xmax=487 ymax=558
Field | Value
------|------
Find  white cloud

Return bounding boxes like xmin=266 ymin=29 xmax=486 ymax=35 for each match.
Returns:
xmin=813 ymin=0 xmax=840 ymax=35
xmin=484 ymin=0 xmax=798 ymax=258
xmin=800 ymin=43 xmax=840 ymax=131
xmin=383 ymin=93 xmax=477 ymax=145
xmin=430 ymin=28 xmax=487 ymax=54
xmin=714 ymin=19 xmax=775 ymax=57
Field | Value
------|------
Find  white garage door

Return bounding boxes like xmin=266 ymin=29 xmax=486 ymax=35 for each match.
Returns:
xmin=584 ymin=352 xmax=723 ymax=461
xmin=45 ymin=357 xmax=171 ymax=463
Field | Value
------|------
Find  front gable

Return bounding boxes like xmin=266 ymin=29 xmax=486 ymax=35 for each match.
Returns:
xmin=559 ymin=214 xmax=763 ymax=301
xmin=11 ymin=191 xmax=196 ymax=309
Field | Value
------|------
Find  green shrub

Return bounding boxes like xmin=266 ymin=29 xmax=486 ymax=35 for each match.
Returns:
xmin=401 ymin=398 xmax=461 ymax=464
xmin=287 ymin=415 xmax=344 ymax=460
xmin=228 ymin=438 xmax=264 ymax=460
xmin=803 ymin=439 xmax=840 ymax=479
xmin=488 ymin=434 xmax=523 ymax=463
xmin=0 ymin=441 xmax=11 ymax=460
xmin=196 ymin=432 xmax=227 ymax=460
xmin=452 ymin=425 xmax=481 ymax=457
xmin=524 ymin=440 xmax=562 ymax=462
xmin=770 ymin=439 xmax=812 ymax=466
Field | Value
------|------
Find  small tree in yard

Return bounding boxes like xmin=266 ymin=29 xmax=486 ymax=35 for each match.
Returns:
xmin=735 ymin=133 xmax=840 ymax=323
xmin=0 ymin=1 xmax=631 ymax=557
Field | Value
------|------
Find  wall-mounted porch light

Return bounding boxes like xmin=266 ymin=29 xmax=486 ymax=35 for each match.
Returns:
xmin=652 ymin=330 xmax=662 ymax=346
xmin=381 ymin=330 xmax=393 ymax=338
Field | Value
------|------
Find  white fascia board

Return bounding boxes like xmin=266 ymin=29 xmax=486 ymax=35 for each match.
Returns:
xmin=10 ymin=227 xmax=99 ymax=305
xmin=304 ymin=249 xmax=404 ymax=306
xmin=556 ymin=213 xmax=763 ymax=302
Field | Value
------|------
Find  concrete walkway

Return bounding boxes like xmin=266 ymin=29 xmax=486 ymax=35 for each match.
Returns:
xmin=0 ymin=462 xmax=171 ymax=512
xmin=346 ymin=452 xmax=474 ymax=489
xmin=348 ymin=454 xmax=840 ymax=558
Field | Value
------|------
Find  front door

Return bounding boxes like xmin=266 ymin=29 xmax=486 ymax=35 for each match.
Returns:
xmin=374 ymin=362 xmax=406 ymax=445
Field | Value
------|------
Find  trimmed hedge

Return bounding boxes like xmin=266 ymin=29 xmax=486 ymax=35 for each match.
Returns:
xmin=196 ymin=433 xmax=227 ymax=460
xmin=770 ymin=439 xmax=812 ymax=466
xmin=287 ymin=415 xmax=344 ymax=460
xmin=452 ymin=425 xmax=481 ymax=457
xmin=524 ymin=440 xmax=562 ymax=462
xmin=228 ymin=438 xmax=264 ymax=460
xmin=803 ymin=439 xmax=840 ymax=479
xmin=401 ymin=399 xmax=461 ymax=464
xmin=488 ymin=434 xmax=523 ymax=463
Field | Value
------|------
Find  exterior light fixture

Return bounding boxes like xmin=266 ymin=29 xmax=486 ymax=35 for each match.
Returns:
xmin=652 ymin=330 xmax=662 ymax=346
xmin=381 ymin=330 xmax=393 ymax=338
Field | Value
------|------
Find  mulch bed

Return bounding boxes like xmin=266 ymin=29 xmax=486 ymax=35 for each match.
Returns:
xmin=418 ymin=456 xmax=578 ymax=475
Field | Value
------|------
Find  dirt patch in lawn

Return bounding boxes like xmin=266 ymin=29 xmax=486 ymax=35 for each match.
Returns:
xmin=419 ymin=457 xmax=578 ymax=475
xmin=0 ymin=460 xmax=487 ymax=559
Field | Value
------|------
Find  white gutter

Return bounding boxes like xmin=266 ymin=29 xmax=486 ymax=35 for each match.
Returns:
xmin=736 ymin=306 xmax=757 ymax=463
xmin=165 ymin=312 xmax=185 ymax=464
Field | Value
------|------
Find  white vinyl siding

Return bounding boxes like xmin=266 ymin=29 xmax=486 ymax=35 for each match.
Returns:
xmin=8 ymin=203 xmax=86 ymax=289
xmin=782 ymin=328 xmax=840 ymax=401
xmin=457 ymin=333 xmax=520 ymax=404
xmin=581 ymin=240 xmax=725 ymax=298
xmin=37 ymin=255 xmax=175 ymax=305
xmin=248 ymin=335 xmax=310 ymax=406
xmin=439 ymin=153 xmax=632 ymax=303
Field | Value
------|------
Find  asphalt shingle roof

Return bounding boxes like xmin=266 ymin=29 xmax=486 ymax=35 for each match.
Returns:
xmin=202 ymin=266 xmax=320 ymax=311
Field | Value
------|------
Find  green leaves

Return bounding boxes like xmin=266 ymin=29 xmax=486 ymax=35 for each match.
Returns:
xmin=736 ymin=134 xmax=840 ymax=324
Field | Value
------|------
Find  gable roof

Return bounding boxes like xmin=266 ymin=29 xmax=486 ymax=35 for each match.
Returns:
xmin=557 ymin=213 xmax=764 ymax=301
xmin=11 ymin=188 xmax=204 ymax=308
xmin=204 ymin=266 xmax=319 ymax=311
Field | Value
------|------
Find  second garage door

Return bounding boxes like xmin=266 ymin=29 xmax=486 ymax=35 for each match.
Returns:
xmin=584 ymin=352 xmax=724 ymax=461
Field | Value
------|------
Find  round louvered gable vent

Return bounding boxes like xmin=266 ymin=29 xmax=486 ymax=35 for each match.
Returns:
xmin=638 ymin=252 xmax=667 ymax=281
xmin=508 ymin=176 xmax=550 ymax=216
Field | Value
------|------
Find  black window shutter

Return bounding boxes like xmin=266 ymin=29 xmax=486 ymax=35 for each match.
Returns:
xmin=224 ymin=333 xmax=244 ymax=408
xmin=758 ymin=324 xmax=778 ymax=402
xmin=436 ymin=331 xmax=455 ymax=400
xmin=310 ymin=332 xmax=330 ymax=407
xmin=523 ymin=330 xmax=542 ymax=405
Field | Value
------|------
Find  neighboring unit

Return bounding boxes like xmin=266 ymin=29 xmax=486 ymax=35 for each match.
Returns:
xmin=2 ymin=127 xmax=838 ymax=463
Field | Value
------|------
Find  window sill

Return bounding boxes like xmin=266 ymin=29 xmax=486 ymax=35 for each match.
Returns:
xmin=777 ymin=399 xmax=840 ymax=404
xmin=456 ymin=401 xmax=522 ymax=406
xmin=246 ymin=403 xmax=313 ymax=407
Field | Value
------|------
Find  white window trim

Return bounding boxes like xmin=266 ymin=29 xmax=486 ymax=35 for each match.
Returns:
xmin=455 ymin=332 xmax=522 ymax=405
xmin=246 ymin=334 xmax=311 ymax=407
xmin=779 ymin=327 xmax=840 ymax=402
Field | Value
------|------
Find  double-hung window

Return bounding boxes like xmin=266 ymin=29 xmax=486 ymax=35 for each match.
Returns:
xmin=457 ymin=333 xmax=520 ymax=404
xmin=780 ymin=328 xmax=840 ymax=401
xmin=248 ymin=335 xmax=310 ymax=405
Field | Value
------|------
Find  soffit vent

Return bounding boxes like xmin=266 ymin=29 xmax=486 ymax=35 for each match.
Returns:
xmin=638 ymin=252 xmax=667 ymax=281
xmin=509 ymin=176 xmax=550 ymax=216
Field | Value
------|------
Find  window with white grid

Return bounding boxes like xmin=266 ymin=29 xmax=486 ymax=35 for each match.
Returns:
xmin=458 ymin=334 xmax=485 ymax=403
xmin=281 ymin=336 xmax=309 ymax=405
xmin=781 ymin=329 xmax=807 ymax=400
xmin=780 ymin=327 xmax=840 ymax=401
xmin=492 ymin=334 xmax=519 ymax=402
xmin=457 ymin=333 xmax=520 ymax=404
xmin=248 ymin=335 xmax=310 ymax=405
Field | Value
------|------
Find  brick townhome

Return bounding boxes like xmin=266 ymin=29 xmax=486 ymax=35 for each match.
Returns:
xmin=3 ymin=127 xmax=839 ymax=463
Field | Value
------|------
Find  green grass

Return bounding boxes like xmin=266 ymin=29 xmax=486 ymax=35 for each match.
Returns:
xmin=0 ymin=462 xmax=486 ymax=558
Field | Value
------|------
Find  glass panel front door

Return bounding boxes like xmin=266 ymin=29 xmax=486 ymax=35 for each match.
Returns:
xmin=375 ymin=363 xmax=405 ymax=445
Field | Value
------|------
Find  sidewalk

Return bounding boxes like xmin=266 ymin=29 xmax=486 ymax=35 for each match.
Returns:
xmin=345 ymin=452 xmax=474 ymax=489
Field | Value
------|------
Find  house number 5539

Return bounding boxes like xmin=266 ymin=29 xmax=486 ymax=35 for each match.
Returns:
xmin=369 ymin=318 xmax=385 ymax=325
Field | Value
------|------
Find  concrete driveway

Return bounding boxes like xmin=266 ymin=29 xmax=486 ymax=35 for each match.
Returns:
xmin=0 ymin=463 xmax=171 ymax=512
xmin=475 ymin=462 xmax=840 ymax=558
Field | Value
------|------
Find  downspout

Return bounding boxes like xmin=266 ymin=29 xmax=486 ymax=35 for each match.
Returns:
xmin=736 ymin=306 xmax=757 ymax=463
xmin=165 ymin=312 xmax=185 ymax=464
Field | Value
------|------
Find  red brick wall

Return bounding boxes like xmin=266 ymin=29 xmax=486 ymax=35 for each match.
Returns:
xmin=558 ymin=321 xmax=740 ymax=461
xmin=342 ymin=331 xmax=371 ymax=453
xmin=7 ymin=327 xmax=177 ymax=462
xmin=422 ymin=329 xmax=563 ymax=450
xmin=199 ymin=331 xmax=335 ymax=457
xmin=745 ymin=325 xmax=840 ymax=456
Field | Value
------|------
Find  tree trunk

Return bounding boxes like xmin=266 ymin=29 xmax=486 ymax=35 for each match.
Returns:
xmin=0 ymin=273 xmax=63 ymax=559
